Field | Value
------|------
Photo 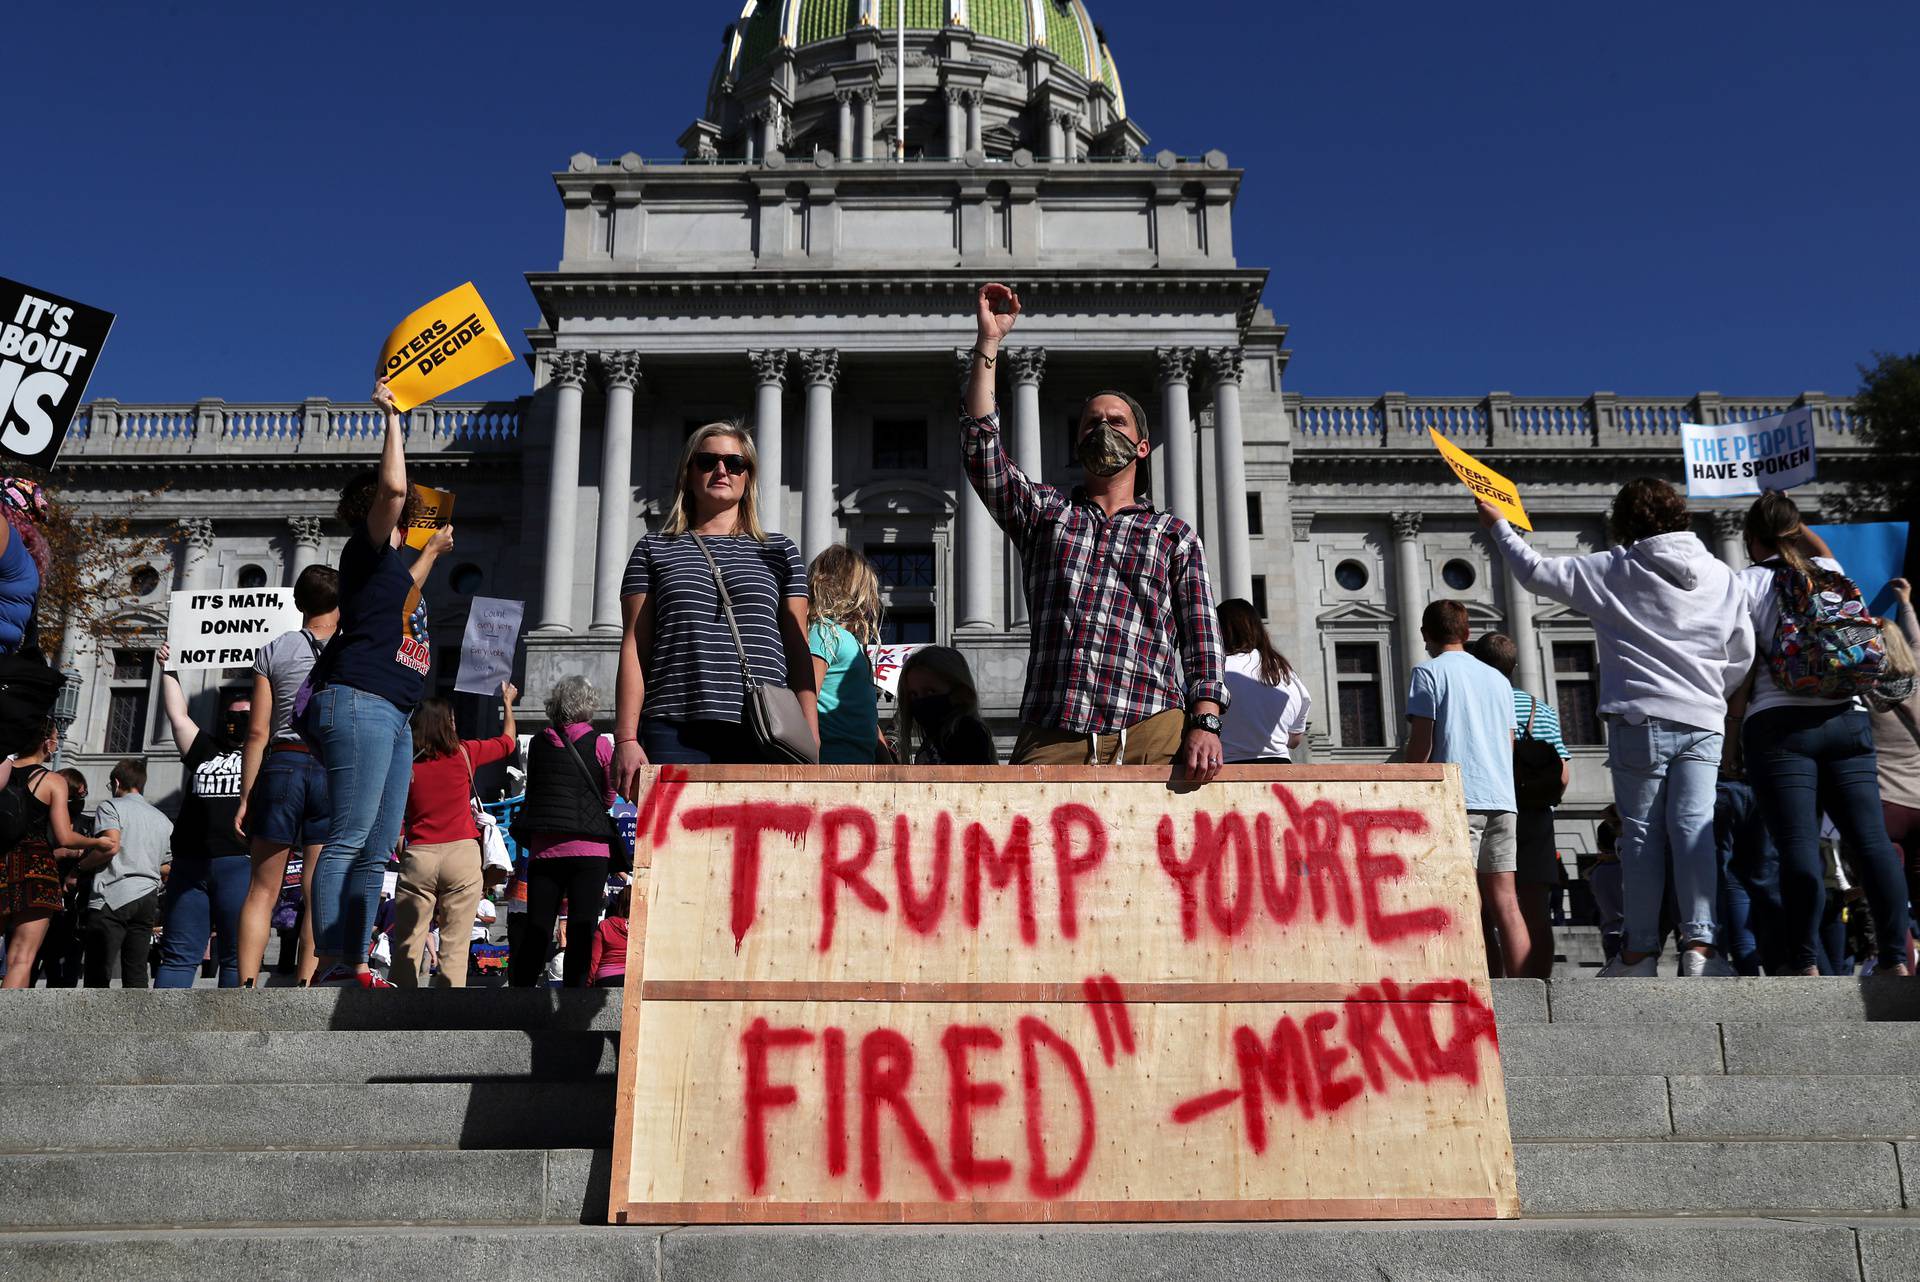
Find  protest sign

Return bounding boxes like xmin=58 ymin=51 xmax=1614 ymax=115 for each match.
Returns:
xmin=453 ymin=596 xmax=524 ymax=695
xmin=378 ymin=282 xmax=515 ymax=412
xmin=1809 ymin=522 xmax=1909 ymax=616
xmin=1428 ymin=430 xmax=1531 ymax=530
xmin=166 ymin=589 xmax=303 ymax=671
xmin=608 ymin=765 xmax=1520 ymax=1225
xmin=865 ymin=644 xmax=925 ymax=698
xmin=404 ymin=484 xmax=455 ymax=549
xmin=1680 ymin=407 xmax=1816 ymax=498
xmin=0 ymin=277 xmax=115 ymax=471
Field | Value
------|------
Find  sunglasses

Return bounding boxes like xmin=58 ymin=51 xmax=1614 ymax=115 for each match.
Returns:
xmin=693 ymin=451 xmax=749 ymax=476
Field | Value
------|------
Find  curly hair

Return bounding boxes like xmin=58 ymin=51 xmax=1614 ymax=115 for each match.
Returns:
xmin=336 ymin=470 xmax=421 ymax=533
xmin=807 ymin=544 xmax=882 ymax=646
xmin=1608 ymin=477 xmax=1691 ymax=547
xmin=3 ymin=507 xmax=49 ymax=578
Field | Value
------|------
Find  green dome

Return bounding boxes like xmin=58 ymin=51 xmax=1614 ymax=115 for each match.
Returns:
xmin=727 ymin=0 xmax=1124 ymax=93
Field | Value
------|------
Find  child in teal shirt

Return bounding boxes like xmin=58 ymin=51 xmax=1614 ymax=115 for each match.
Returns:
xmin=807 ymin=546 xmax=883 ymax=764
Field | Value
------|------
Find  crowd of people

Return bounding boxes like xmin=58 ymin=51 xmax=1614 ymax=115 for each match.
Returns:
xmin=0 ymin=282 xmax=1915 ymax=986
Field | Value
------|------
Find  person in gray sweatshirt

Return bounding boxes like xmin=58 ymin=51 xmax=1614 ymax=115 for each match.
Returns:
xmin=1478 ymin=478 xmax=1755 ymax=978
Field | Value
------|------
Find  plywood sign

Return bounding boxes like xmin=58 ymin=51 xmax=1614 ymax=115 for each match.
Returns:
xmin=608 ymin=765 xmax=1519 ymax=1224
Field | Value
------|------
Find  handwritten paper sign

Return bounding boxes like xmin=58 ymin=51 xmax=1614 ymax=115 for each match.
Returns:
xmin=166 ymin=589 xmax=303 ymax=671
xmin=1429 ymin=430 xmax=1531 ymax=530
xmin=377 ymin=282 xmax=515 ymax=413
xmin=453 ymin=596 xmax=524 ymax=695
xmin=0 ymin=277 xmax=115 ymax=470
xmin=608 ymin=765 xmax=1519 ymax=1225
xmin=865 ymin=644 xmax=925 ymax=698
xmin=404 ymin=484 xmax=455 ymax=550
xmin=1680 ymin=407 xmax=1817 ymax=498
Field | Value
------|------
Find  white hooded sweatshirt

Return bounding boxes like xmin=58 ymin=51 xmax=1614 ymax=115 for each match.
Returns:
xmin=1491 ymin=520 xmax=1755 ymax=733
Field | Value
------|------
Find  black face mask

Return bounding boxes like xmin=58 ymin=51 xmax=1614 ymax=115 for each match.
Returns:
xmin=221 ymin=715 xmax=250 ymax=743
xmin=909 ymin=694 xmax=954 ymax=733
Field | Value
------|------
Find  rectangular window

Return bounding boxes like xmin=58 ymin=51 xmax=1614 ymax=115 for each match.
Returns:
xmin=105 ymin=691 xmax=146 ymax=755
xmin=1246 ymin=493 xmax=1264 ymax=536
xmin=1334 ymin=642 xmax=1385 ymax=747
xmin=871 ymin=419 xmax=929 ymax=471
xmin=1251 ymin=576 xmax=1268 ymax=620
xmin=866 ymin=544 xmax=936 ymax=590
xmin=882 ymin=612 xmax=937 ymax=645
xmin=112 ymin=649 xmax=153 ymax=682
xmin=1553 ymin=641 xmax=1604 ymax=745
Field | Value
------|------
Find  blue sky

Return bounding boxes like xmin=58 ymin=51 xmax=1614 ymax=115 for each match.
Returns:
xmin=9 ymin=1 xmax=1916 ymax=404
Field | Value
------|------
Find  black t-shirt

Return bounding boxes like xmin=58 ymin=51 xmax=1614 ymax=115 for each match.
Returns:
xmin=318 ymin=531 xmax=429 ymax=710
xmin=174 ymin=734 xmax=247 ymax=860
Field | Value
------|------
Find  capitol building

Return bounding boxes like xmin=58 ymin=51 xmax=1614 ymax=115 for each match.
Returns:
xmin=56 ymin=0 xmax=1868 ymax=941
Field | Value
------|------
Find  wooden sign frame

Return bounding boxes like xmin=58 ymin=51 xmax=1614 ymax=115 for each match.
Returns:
xmin=608 ymin=765 xmax=1520 ymax=1225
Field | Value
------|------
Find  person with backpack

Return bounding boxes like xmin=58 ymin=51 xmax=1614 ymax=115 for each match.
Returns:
xmin=1872 ymin=578 xmax=1920 ymax=964
xmin=1736 ymin=491 xmax=1915 ymax=976
xmin=512 ymin=674 xmax=621 ymax=988
xmin=0 ymin=719 xmax=115 ymax=987
xmin=393 ymin=683 xmax=518 ymax=987
xmin=1479 ymin=480 xmax=1754 ymax=978
xmin=1469 ymin=632 xmax=1570 ymax=978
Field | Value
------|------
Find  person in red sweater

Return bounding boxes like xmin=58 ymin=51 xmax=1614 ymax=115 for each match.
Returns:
xmin=589 ymin=883 xmax=630 ymax=987
xmin=393 ymin=682 xmax=517 ymax=987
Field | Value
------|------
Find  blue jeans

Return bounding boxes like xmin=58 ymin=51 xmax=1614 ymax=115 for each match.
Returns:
xmin=1715 ymin=779 xmax=1784 ymax=974
xmin=640 ymin=717 xmax=762 ymax=765
xmin=1744 ymin=704 xmax=1911 ymax=972
xmin=155 ymin=854 xmax=251 ymax=988
xmin=1607 ymin=716 xmax=1723 ymax=957
xmin=308 ymin=685 xmax=412 ymax=963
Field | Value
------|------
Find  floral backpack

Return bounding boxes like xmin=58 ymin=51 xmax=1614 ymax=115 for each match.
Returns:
xmin=1768 ymin=563 xmax=1915 ymax=711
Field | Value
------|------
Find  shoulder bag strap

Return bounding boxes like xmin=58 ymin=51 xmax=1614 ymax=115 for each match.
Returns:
xmin=303 ymin=629 xmax=324 ymax=662
xmin=556 ymin=729 xmax=615 ymax=833
xmin=1521 ymin=692 xmax=1539 ymax=741
xmin=689 ymin=533 xmax=759 ymax=691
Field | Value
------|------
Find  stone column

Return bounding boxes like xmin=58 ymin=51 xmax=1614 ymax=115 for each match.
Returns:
xmin=176 ymin=518 xmax=216 ymax=590
xmin=855 ymin=91 xmax=875 ymax=161
xmin=1047 ymin=110 xmax=1069 ymax=161
xmin=1203 ymin=346 xmax=1254 ymax=603
xmin=800 ymin=349 xmax=840 ymax=562
xmin=954 ymin=348 xmax=997 ymax=631
xmin=591 ymin=351 xmax=643 ymax=634
xmin=1712 ymin=509 xmax=1746 ymax=569
xmin=836 ymin=91 xmax=854 ymax=159
xmin=1504 ymin=560 xmax=1544 ymax=699
xmin=965 ymin=91 xmax=983 ymax=153
xmin=537 ymin=351 xmax=590 ymax=633
xmin=749 ymin=350 xmax=791 ymax=534
xmin=287 ymin=515 xmax=324 ymax=581
xmin=943 ymin=87 xmax=964 ymax=159
xmin=1391 ymin=511 xmax=1426 ymax=682
xmin=1155 ymin=347 xmax=1199 ymax=530
xmin=1005 ymin=347 xmax=1047 ymax=627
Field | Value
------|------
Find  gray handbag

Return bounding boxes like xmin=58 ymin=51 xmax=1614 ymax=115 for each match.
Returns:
xmin=689 ymin=533 xmax=819 ymax=765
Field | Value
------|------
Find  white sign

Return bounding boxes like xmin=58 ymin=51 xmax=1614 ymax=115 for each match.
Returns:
xmin=865 ymin=643 xmax=925 ymax=698
xmin=1680 ymin=407 xmax=1817 ymax=498
xmin=454 ymin=596 xmax=524 ymax=695
xmin=166 ymin=589 xmax=303 ymax=671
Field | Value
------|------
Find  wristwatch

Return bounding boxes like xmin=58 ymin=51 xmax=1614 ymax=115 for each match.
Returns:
xmin=1185 ymin=711 xmax=1222 ymax=735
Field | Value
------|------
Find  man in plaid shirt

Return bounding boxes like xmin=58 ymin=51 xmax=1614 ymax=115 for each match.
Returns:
xmin=961 ymin=282 xmax=1227 ymax=779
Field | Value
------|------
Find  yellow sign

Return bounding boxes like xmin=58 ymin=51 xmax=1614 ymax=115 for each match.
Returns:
xmin=1429 ymin=429 xmax=1532 ymax=530
xmin=404 ymin=484 xmax=454 ymax=550
xmin=377 ymin=282 xmax=514 ymax=412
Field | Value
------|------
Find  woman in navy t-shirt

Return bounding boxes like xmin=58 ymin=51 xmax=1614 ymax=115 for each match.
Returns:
xmin=304 ymin=378 xmax=453 ymax=988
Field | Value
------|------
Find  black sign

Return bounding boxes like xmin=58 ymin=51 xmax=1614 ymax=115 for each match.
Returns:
xmin=0 ymin=276 xmax=115 ymax=471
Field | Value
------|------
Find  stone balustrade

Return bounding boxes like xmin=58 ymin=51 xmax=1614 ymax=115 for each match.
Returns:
xmin=64 ymin=398 xmax=525 ymax=458
xmin=1288 ymin=391 xmax=1858 ymax=450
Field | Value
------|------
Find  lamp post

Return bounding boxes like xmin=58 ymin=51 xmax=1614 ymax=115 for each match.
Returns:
xmin=51 ymin=663 xmax=82 ymax=768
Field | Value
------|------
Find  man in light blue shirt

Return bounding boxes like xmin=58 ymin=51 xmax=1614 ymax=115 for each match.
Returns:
xmin=1403 ymin=600 xmax=1526 ymax=976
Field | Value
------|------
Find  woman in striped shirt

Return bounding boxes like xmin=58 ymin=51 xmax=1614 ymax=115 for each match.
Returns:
xmin=612 ymin=423 xmax=817 ymax=793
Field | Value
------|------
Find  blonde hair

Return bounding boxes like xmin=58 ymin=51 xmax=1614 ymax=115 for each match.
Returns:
xmin=807 ymin=545 xmax=882 ymax=646
xmin=894 ymin=645 xmax=983 ymax=759
xmin=662 ymin=422 xmax=767 ymax=541
xmin=1882 ymin=618 xmax=1916 ymax=683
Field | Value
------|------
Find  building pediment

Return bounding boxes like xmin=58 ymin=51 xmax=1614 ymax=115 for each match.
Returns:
xmin=838 ymin=479 xmax=955 ymax=518
xmin=1317 ymin=600 xmax=1398 ymax=626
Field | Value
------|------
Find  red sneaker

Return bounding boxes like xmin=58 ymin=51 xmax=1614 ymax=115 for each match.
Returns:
xmin=311 ymin=965 xmax=393 ymax=989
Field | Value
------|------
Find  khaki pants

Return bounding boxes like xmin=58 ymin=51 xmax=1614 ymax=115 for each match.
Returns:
xmin=392 ymin=839 xmax=484 ymax=988
xmin=1010 ymin=706 xmax=1186 ymax=767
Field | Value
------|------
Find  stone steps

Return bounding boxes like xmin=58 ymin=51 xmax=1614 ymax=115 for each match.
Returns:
xmin=1 ymin=1219 xmax=1915 ymax=1282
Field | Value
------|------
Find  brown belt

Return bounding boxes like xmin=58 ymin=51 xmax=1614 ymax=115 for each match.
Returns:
xmin=270 ymin=741 xmax=311 ymax=755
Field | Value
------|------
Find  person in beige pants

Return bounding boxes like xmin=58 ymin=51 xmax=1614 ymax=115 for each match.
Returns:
xmin=394 ymin=683 xmax=518 ymax=987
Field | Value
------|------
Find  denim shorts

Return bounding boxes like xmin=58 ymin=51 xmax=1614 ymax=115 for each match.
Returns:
xmin=247 ymin=746 xmax=330 ymax=848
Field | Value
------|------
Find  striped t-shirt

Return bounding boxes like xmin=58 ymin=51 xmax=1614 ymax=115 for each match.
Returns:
xmin=1513 ymin=689 xmax=1571 ymax=760
xmin=621 ymin=532 xmax=808 ymax=724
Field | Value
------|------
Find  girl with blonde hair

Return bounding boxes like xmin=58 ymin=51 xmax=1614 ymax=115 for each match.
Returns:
xmin=612 ymin=422 xmax=817 ymax=785
xmin=895 ymin=646 xmax=998 ymax=765
xmin=807 ymin=545 xmax=886 ymax=764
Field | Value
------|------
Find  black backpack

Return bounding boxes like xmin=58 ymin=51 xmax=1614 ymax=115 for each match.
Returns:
xmin=1513 ymin=692 xmax=1566 ymax=811
xmin=0 ymin=765 xmax=49 ymax=858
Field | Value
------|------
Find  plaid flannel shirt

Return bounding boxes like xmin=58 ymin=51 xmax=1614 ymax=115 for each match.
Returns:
xmin=961 ymin=404 xmax=1228 ymax=734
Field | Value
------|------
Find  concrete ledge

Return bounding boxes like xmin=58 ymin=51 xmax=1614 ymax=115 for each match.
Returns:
xmin=1504 ymin=1075 xmax=1669 ymax=1140
xmin=1499 ymin=1023 xmax=1723 ymax=1077
xmin=0 ymin=1082 xmax=616 ymax=1153
xmin=0 ymin=1030 xmax=618 ymax=1086
xmin=1723 ymin=1023 xmax=1920 ymax=1076
xmin=1516 ymin=1140 xmax=1904 ymax=1215
xmin=1854 ymin=1219 xmax=1920 ymax=1282
xmin=0 ymin=988 xmax=622 ymax=1034
xmin=1491 ymin=979 xmax=1549 ymax=1026
xmin=1670 ymin=1076 xmax=1920 ymax=1140
xmin=1543 ymin=977 xmax=1920 ymax=1026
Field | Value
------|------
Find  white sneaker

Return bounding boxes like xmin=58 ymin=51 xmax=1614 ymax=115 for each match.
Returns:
xmin=1596 ymin=953 xmax=1659 ymax=978
xmin=1681 ymin=950 xmax=1737 ymax=978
